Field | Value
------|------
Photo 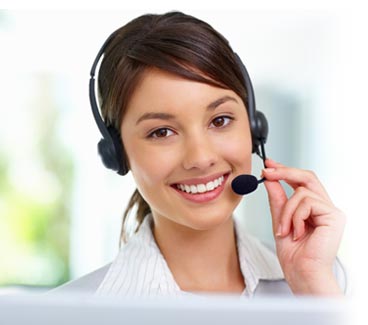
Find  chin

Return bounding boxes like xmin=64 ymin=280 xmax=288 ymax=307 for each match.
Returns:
xmin=171 ymin=201 xmax=238 ymax=232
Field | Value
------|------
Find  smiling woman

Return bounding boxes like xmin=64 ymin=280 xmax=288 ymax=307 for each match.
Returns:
xmin=121 ymin=68 xmax=251 ymax=238
xmin=51 ymin=11 xmax=347 ymax=297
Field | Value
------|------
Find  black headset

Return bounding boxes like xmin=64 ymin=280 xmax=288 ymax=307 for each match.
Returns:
xmin=89 ymin=33 xmax=269 ymax=176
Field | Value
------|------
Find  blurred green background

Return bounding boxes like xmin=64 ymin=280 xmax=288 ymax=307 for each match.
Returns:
xmin=0 ymin=72 xmax=74 ymax=289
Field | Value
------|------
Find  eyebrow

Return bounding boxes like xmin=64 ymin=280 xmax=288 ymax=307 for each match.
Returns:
xmin=207 ymin=95 xmax=238 ymax=110
xmin=135 ymin=95 xmax=238 ymax=125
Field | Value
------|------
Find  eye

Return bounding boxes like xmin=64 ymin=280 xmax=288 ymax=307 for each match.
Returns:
xmin=210 ymin=116 xmax=233 ymax=128
xmin=148 ymin=128 xmax=175 ymax=139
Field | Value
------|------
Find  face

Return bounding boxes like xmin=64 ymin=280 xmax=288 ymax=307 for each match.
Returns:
xmin=121 ymin=68 xmax=252 ymax=232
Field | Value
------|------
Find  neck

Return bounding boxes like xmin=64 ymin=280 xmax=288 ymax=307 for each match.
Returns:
xmin=152 ymin=215 xmax=245 ymax=294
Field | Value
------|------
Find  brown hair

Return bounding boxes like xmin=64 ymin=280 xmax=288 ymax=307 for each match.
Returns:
xmin=97 ymin=11 xmax=248 ymax=244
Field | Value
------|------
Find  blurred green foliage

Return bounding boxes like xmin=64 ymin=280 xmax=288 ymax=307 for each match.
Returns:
xmin=0 ymin=73 xmax=74 ymax=288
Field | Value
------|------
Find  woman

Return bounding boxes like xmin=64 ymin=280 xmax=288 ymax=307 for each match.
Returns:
xmin=56 ymin=11 xmax=346 ymax=297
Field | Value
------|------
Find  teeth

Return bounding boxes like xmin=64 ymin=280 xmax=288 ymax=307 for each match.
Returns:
xmin=206 ymin=181 xmax=214 ymax=191
xmin=197 ymin=184 xmax=206 ymax=193
xmin=176 ymin=175 xmax=225 ymax=194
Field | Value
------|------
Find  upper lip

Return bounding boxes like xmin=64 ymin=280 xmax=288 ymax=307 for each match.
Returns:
xmin=171 ymin=172 xmax=230 ymax=186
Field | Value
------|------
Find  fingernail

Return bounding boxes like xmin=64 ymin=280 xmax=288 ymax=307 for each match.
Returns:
xmin=293 ymin=229 xmax=298 ymax=241
xmin=264 ymin=168 xmax=275 ymax=173
xmin=276 ymin=224 xmax=282 ymax=237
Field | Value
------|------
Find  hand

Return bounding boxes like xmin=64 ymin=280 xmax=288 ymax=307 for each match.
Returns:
xmin=262 ymin=158 xmax=346 ymax=295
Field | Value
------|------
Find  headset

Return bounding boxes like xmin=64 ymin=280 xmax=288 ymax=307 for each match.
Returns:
xmin=89 ymin=32 xmax=269 ymax=177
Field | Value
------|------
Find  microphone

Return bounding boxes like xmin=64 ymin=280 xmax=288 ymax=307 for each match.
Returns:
xmin=231 ymin=175 xmax=265 ymax=195
xmin=231 ymin=138 xmax=267 ymax=196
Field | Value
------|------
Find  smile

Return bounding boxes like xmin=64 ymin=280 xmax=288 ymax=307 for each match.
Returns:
xmin=176 ymin=175 xmax=224 ymax=194
xmin=171 ymin=173 xmax=229 ymax=204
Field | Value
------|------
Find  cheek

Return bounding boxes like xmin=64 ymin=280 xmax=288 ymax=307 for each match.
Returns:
xmin=124 ymin=139 xmax=178 ymax=187
xmin=214 ymin=127 xmax=252 ymax=173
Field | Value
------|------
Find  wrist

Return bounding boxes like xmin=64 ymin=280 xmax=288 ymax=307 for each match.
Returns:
xmin=286 ymin=269 xmax=343 ymax=296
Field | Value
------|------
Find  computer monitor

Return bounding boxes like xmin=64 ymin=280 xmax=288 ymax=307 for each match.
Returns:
xmin=0 ymin=292 xmax=348 ymax=325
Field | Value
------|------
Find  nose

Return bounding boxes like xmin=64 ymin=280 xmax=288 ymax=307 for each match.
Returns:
xmin=182 ymin=134 xmax=218 ymax=171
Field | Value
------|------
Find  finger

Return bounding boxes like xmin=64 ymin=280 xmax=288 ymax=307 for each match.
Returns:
xmin=277 ymin=186 xmax=322 ymax=238
xmin=263 ymin=179 xmax=288 ymax=234
xmin=262 ymin=165 xmax=332 ymax=203
xmin=291 ymin=196 xmax=342 ymax=240
xmin=292 ymin=200 xmax=311 ymax=241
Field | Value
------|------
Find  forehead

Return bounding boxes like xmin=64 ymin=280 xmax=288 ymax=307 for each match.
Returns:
xmin=125 ymin=68 xmax=243 ymax=118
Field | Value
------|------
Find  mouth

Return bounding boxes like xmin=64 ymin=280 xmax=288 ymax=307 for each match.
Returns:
xmin=171 ymin=173 xmax=230 ymax=203
xmin=175 ymin=174 xmax=225 ymax=194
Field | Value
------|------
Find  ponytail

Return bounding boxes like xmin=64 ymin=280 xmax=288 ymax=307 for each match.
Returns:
xmin=120 ymin=189 xmax=151 ymax=246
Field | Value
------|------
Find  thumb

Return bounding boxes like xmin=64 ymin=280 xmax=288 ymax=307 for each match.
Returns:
xmin=263 ymin=179 xmax=288 ymax=234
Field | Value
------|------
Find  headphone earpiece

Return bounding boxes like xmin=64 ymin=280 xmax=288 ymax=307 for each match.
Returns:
xmin=251 ymin=111 xmax=269 ymax=154
xmin=97 ymin=126 xmax=129 ymax=176
xmin=234 ymin=53 xmax=269 ymax=156
xmin=89 ymin=35 xmax=130 ymax=176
